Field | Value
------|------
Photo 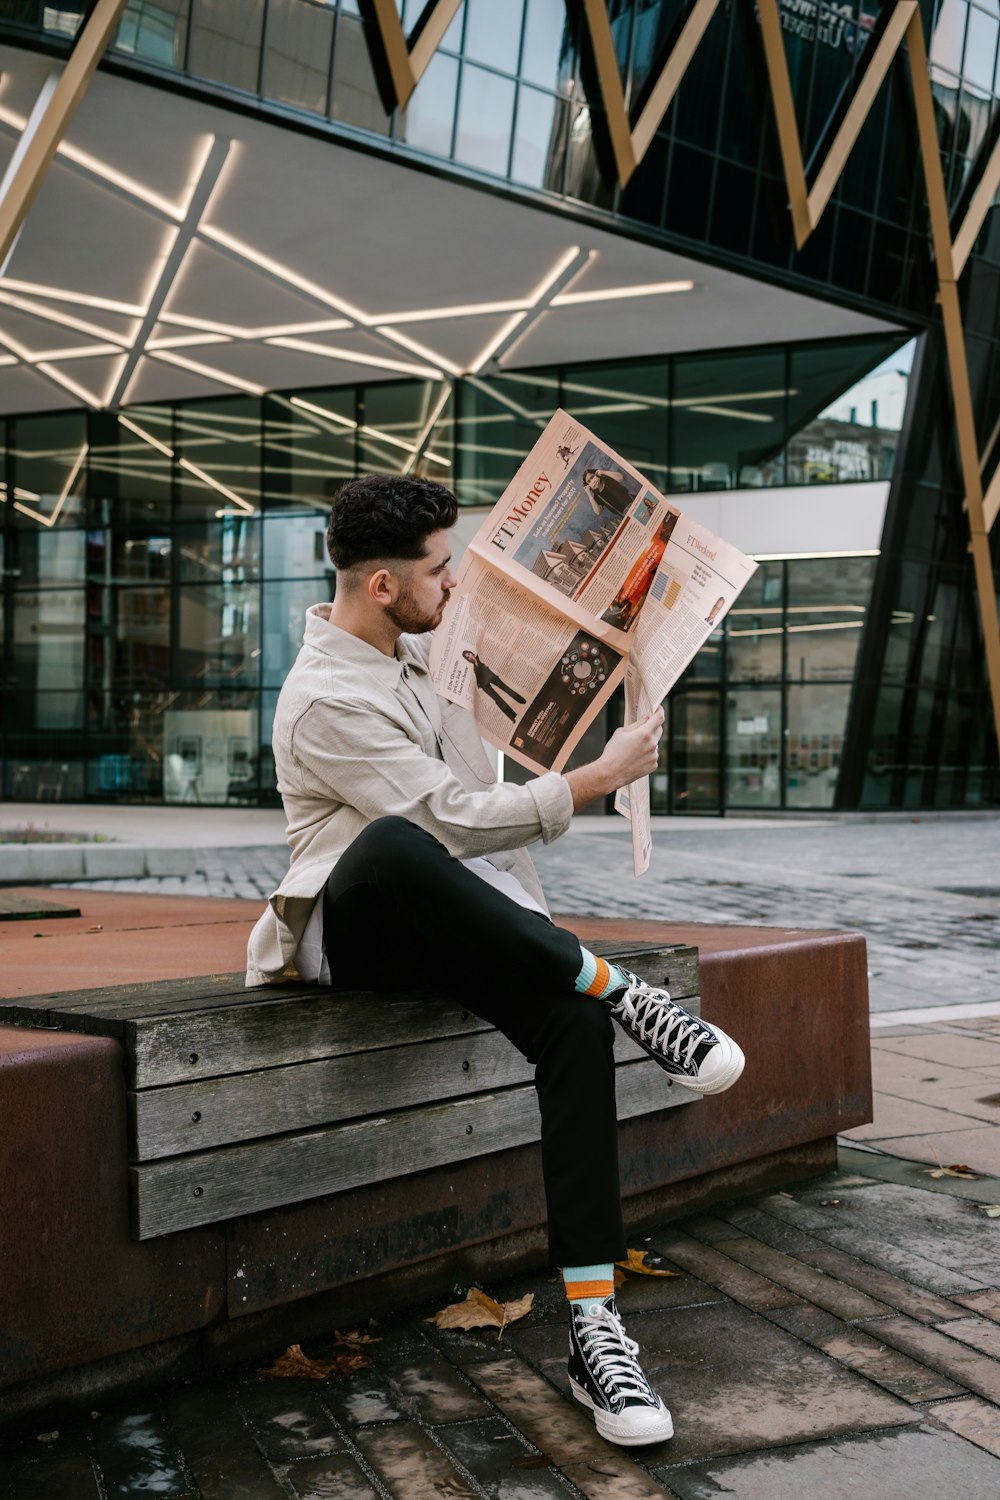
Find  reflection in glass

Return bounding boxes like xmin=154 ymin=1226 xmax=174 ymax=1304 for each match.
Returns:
xmin=359 ymin=381 xmax=454 ymax=481
xmin=727 ymin=688 xmax=781 ymax=807
xmin=12 ymin=590 xmax=85 ymax=713
xmin=265 ymin=390 xmax=356 ymax=509
xmin=10 ymin=410 xmax=88 ymax=529
xmin=115 ymin=0 xmax=189 ymax=67
xmin=398 ymin=51 xmax=458 ymax=157
xmin=89 ymin=408 xmax=174 ymax=526
xmin=785 ymin=339 xmax=910 ymax=486
xmin=262 ymin=0 xmax=334 ymax=115
xmin=188 ymin=0 xmax=265 ymax=92
xmin=511 ymin=86 xmax=566 ymax=189
xmin=785 ymin=684 xmax=851 ymax=808
xmin=176 ymin=398 xmax=261 ymax=520
xmin=670 ymin=691 xmax=721 ymax=813
xmin=177 ymin=581 xmax=259 ymax=686
xmin=672 ymin=348 xmax=786 ymax=490
xmin=463 ymin=0 xmax=523 ymax=73
xmin=330 ymin=12 xmax=391 ymax=134
xmin=458 ymin=371 xmax=558 ymax=504
xmin=262 ymin=576 xmax=332 ymax=687
xmin=727 ymin=563 xmax=783 ymax=682
xmin=520 ymin=0 xmax=572 ymax=90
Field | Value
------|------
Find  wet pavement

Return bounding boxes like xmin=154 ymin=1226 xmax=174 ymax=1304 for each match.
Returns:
xmin=3 ymin=1150 xmax=1000 ymax=1498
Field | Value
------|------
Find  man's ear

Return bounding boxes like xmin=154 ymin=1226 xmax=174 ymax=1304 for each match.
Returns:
xmin=367 ymin=566 xmax=395 ymax=606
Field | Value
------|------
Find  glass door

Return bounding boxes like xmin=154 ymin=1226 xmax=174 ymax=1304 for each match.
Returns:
xmin=670 ymin=691 xmax=722 ymax=813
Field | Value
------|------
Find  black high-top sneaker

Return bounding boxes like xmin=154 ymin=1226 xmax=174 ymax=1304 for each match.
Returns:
xmin=606 ymin=968 xmax=745 ymax=1093
xmin=568 ymin=1294 xmax=673 ymax=1446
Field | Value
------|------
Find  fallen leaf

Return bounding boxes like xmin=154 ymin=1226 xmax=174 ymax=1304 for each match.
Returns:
xmin=87 ymin=924 xmax=103 ymax=933
xmin=258 ymin=1342 xmax=371 ymax=1379
xmin=36 ymin=1432 xmax=58 ymax=1443
xmin=926 ymin=1165 xmax=980 ymax=1180
xmin=426 ymin=1286 xmax=533 ymax=1334
xmin=615 ymin=1248 xmax=680 ymax=1278
xmin=613 ymin=1266 xmax=627 ymax=1288
xmin=979 ymin=1204 xmax=1000 ymax=1218
xmin=334 ymin=1328 xmax=381 ymax=1350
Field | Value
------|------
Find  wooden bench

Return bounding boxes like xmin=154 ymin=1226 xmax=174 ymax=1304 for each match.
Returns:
xmin=1 ymin=938 xmax=699 ymax=1242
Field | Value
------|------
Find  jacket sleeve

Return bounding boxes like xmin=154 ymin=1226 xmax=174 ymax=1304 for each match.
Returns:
xmin=290 ymin=696 xmax=573 ymax=856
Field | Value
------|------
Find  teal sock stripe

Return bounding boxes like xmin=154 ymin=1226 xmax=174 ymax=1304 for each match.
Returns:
xmin=563 ymin=1262 xmax=615 ymax=1286
xmin=574 ymin=949 xmax=599 ymax=993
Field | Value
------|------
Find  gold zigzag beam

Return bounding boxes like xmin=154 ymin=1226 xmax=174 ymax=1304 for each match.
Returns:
xmin=366 ymin=0 xmax=463 ymax=110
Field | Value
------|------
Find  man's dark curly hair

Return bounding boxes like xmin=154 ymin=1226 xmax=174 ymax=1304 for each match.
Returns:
xmin=326 ymin=474 xmax=458 ymax=571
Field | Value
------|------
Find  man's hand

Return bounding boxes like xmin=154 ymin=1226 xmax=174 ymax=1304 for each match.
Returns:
xmin=564 ymin=706 xmax=664 ymax=813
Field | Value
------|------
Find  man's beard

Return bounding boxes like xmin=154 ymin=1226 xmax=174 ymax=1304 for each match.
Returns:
xmin=386 ymin=585 xmax=448 ymax=634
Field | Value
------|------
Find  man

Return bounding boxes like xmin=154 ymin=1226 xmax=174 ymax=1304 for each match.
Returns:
xmin=462 ymin=648 xmax=527 ymax=722
xmin=248 ymin=474 xmax=745 ymax=1448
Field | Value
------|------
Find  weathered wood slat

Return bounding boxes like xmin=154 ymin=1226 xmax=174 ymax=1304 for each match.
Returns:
xmin=126 ymin=944 xmax=699 ymax=1089
xmin=130 ymin=1058 xmax=694 ymax=1238
xmin=126 ymin=1023 xmax=668 ymax=1161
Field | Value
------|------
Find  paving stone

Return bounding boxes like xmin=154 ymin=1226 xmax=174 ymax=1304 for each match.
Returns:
xmin=702 ymin=1235 xmax=891 ymax=1321
xmin=161 ymin=1386 xmax=287 ymax=1500
xmin=235 ymin=1380 xmax=343 ymax=1459
xmin=953 ymin=1289 xmax=1000 ymax=1323
xmin=924 ymin=1395 xmax=1000 ymax=1461
xmin=865 ymin=1316 xmax=1000 ymax=1404
xmin=843 ymin=1092 xmax=989 ymax=1141
xmin=352 ymin=1420 xmax=479 ymax=1500
xmin=872 ymin=1036 xmax=1000 ymax=1070
xmin=643 ymin=1230 xmax=803 ymax=1313
xmin=656 ymin=1424 xmax=1000 ymax=1500
xmin=91 ymin=1410 xmax=191 ymax=1497
xmin=437 ymin=1416 xmax=573 ymax=1500
xmin=319 ymin=1370 xmax=405 ymax=1427
xmin=284 ymin=1452 xmax=381 ymax=1500
xmin=767 ymin=1304 xmax=965 ymax=1402
xmin=449 ymin=1355 xmax=677 ymax=1498
xmin=8 ymin=1450 xmax=102 ymax=1500
xmin=931 ymin=1315 xmax=1000 ymax=1360
xmin=794 ymin=1247 xmax=970 ymax=1325
xmin=867 ymin=1125 xmax=1000 ymax=1178
xmin=870 ymin=1051 xmax=983 ymax=1095
xmin=384 ymin=1357 xmax=491 ymax=1424
xmin=607 ymin=1300 xmax=911 ymax=1464
xmin=712 ymin=1203 xmax=823 ymax=1254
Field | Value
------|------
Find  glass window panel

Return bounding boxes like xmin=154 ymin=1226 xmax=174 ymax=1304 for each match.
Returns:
xmin=265 ymin=390 xmax=356 ymax=510
xmin=463 ymin=0 xmax=522 ymax=72
xmin=12 ymin=527 xmax=84 ymax=587
xmin=10 ymin=410 xmax=88 ymax=528
xmin=87 ymin=584 xmax=171 ymax=693
xmin=931 ymin=0 xmax=968 ymax=72
xmin=671 ymin=348 xmax=786 ymax=491
xmin=175 ymin=398 xmax=261 ymax=520
xmin=162 ymin=698 xmax=259 ymax=804
xmin=359 ymin=380 xmax=453 ymax=480
xmin=785 ymin=337 xmax=909 ymax=485
xmin=188 ymin=0 xmax=264 ymax=92
xmin=87 ymin=528 xmax=172 ymax=584
xmin=175 ymin=515 xmax=260 ymax=582
xmin=397 ymin=51 xmax=458 ymax=156
xmin=520 ymin=0 xmax=572 ymax=90
xmin=402 ymin=0 xmax=463 ymax=49
xmin=5 ymin=753 xmax=85 ymax=802
xmin=11 ymin=589 xmax=86 ymax=701
xmin=784 ymin=556 xmax=874 ymax=683
xmin=261 ymin=0 xmax=334 ymax=115
xmin=454 ymin=65 xmax=515 ymax=176
xmin=964 ymin=3 xmax=999 ymax=88
xmin=670 ymin=690 xmax=721 ymax=813
xmin=560 ymin=361 xmax=668 ymax=490
xmin=785 ymin=684 xmax=850 ymax=808
xmin=457 ymin=370 xmax=559 ymax=505
xmin=727 ymin=561 xmax=783 ymax=682
xmin=511 ymin=86 xmax=568 ymax=190
xmin=89 ymin=407 xmax=174 ymax=526
xmin=262 ymin=512 xmax=333 ymax=580
xmin=114 ymin=0 xmax=189 ymax=68
xmin=727 ymin=687 xmax=782 ymax=807
xmin=262 ymin=576 xmax=332 ymax=687
xmin=177 ymin=581 xmax=259 ymax=686
xmin=330 ymin=13 xmax=391 ymax=134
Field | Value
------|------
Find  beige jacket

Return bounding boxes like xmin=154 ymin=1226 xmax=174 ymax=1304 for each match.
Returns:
xmin=246 ymin=603 xmax=574 ymax=985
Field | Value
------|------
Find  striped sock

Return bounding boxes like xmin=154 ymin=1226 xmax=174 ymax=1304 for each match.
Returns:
xmin=563 ymin=1262 xmax=615 ymax=1304
xmin=574 ymin=949 xmax=627 ymax=1001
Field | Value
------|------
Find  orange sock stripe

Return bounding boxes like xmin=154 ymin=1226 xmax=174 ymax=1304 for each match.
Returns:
xmin=583 ymin=958 xmax=611 ymax=997
xmin=564 ymin=1278 xmax=615 ymax=1301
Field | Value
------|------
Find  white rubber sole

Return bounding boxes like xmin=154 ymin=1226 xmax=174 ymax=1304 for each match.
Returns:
xmin=570 ymin=1381 xmax=674 ymax=1445
xmin=627 ymin=1021 xmax=746 ymax=1095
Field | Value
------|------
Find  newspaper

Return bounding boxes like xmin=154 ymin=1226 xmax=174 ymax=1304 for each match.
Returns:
xmin=430 ymin=409 xmax=757 ymax=875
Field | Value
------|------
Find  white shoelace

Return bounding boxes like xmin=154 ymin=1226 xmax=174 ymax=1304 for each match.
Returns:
xmin=576 ymin=1304 xmax=655 ymax=1403
xmin=617 ymin=988 xmax=712 ymax=1067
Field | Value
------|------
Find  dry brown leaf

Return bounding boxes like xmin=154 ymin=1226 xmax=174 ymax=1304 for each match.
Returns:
xmin=426 ymin=1286 xmax=533 ymax=1334
xmin=258 ymin=1341 xmax=371 ymax=1379
xmin=613 ymin=1266 xmax=627 ymax=1288
xmin=615 ymin=1248 xmax=680 ymax=1278
xmin=926 ymin=1164 xmax=980 ymax=1180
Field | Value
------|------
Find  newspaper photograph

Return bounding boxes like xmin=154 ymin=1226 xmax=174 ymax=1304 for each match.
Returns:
xmin=430 ymin=409 xmax=758 ymax=872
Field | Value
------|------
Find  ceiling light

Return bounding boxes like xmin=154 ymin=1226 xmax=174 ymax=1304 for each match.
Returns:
xmin=371 ymin=298 xmax=529 ymax=325
xmin=24 ymin=342 xmax=123 ymax=362
xmin=270 ymin=335 xmax=443 ymax=381
xmin=200 ymin=226 xmax=370 ymax=323
xmin=551 ymin=279 xmax=695 ymax=306
xmin=688 ymin=405 xmax=773 ymax=423
xmin=13 ymin=442 xmax=87 ymax=527
xmin=0 ymin=289 xmax=132 ymax=344
xmin=469 ymin=312 xmax=527 ymax=376
xmin=372 ymin=326 xmax=458 ymax=378
xmin=402 ymin=383 xmax=453 ymax=474
xmin=0 ymin=278 xmax=145 ymax=315
xmin=288 ymin=395 xmax=358 ymax=430
xmin=118 ymin=413 xmax=175 ymax=457
xmin=36 ymin=361 xmax=101 ymax=406
xmin=146 ymin=333 xmax=232 ymax=351
xmin=179 ymin=457 xmax=255 ymax=512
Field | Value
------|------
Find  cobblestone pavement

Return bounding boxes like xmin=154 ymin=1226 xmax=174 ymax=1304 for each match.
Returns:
xmin=4 ymin=1156 xmax=1000 ymax=1499
xmin=67 ymin=817 xmax=1000 ymax=1015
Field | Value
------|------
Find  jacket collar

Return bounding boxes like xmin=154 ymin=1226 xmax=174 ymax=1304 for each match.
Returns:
xmin=303 ymin=603 xmax=430 ymax=685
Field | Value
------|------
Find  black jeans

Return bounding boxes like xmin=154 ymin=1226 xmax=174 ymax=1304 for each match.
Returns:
xmin=322 ymin=816 xmax=627 ymax=1265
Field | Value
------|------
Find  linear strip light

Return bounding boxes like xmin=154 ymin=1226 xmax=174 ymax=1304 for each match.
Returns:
xmin=373 ymin=325 xmax=459 ymax=379
xmin=288 ymin=395 xmax=358 ymax=430
xmin=0 ymin=277 xmax=145 ymax=315
xmin=468 ymin=312 xmax=527 ymax=376
xmin=12 ymin=442 xmax=88 ymax=527
xmin=0 ymin=289 xmax=133 ymax=344
xmin=118 ymin=413 xmax=174 ymax=458
xmin=688 ymin=404 xmax=774 ymax=423
xmin=403 ymin=382 xmax=453 ymax=474
xmin=200 ymin=225 xmax=371 ymax=323
xmin=550 ymin=279 xmax=695 ymax=306
xmin=371 ymin=297 xmax=529 ymax=325
xmin=269 ymin=336 xmax=443 ymax=381
xmin=785 ymin=620 xmax=863 ymax=633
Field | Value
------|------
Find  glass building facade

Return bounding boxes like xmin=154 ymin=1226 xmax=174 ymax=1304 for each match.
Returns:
xmin=1 ymin=0 xmax=998 ymax=812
